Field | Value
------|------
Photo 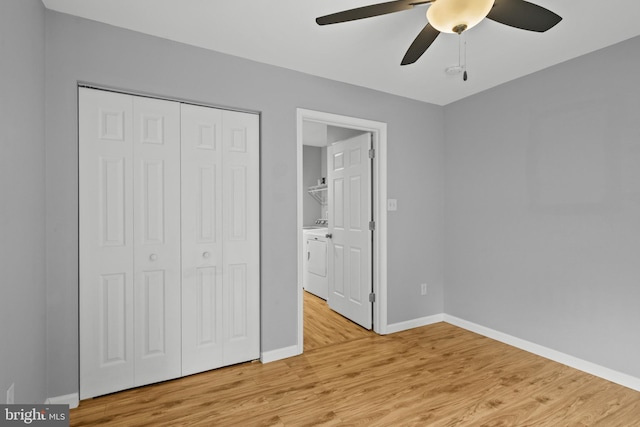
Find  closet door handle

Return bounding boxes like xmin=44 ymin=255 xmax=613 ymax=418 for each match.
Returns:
xmin=149 ymin=254 xmax=158 ymax=261
xmin=203 ymin=251 xmax=211 ymax=259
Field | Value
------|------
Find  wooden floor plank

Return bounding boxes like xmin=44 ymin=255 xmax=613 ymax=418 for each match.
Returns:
xmin=303 ymin=291 xmax=371 ymax=352
xmin=71 ymin=293 xmax=640 ymax=426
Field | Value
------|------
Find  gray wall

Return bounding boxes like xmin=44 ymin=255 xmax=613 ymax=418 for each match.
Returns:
xmin=44 ymin=11 xmax=445 ymax=397
xmin=327 ymin=126 xmax=366 ymax=144
xmin=7 ymin=2 xmax=639 ymax=402
xmin=303 ymin=145 xmax=323 ymax=227
xmin=0 ymin=0 xmax=47 ymax=404
xmin=444 ymin=36 xmax=640 ymax=378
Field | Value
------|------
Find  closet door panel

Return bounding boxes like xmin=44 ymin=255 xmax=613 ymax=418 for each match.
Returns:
xmin=132 ymin=97 xmax=182 ymax=385
xmin=222 ymin=110 xmax=260 ymax=365
xmin=81 ymin=89 xmax=261 ymax=394
xmin=79 ymin=88 xmax=135 ymax=399
xmin=181 ymin=104 xmax=224 ymax=375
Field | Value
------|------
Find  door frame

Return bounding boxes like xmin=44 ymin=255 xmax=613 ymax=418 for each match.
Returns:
xmin=296 ymin=108 xmax=388 ymax=353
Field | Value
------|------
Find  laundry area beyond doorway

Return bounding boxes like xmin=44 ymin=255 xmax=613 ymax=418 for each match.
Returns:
xmin=302 ymin=122 xmax=368 ymax=304
xmin=298 ymin=111 xmax=390 ymax=355
xmin=302 ymin=122 xmax=372 ymax=326
xmin=296 ymin=108 xmax=389 ymax=353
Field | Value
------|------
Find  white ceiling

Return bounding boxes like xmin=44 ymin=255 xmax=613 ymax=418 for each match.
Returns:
xmin=42 ymin=0 xmax=640 ymax=105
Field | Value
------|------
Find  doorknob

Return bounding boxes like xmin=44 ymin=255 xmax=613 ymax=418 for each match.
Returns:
xmin=203 ymin=251 xmax=211 ymax=259
xmin=149 ymin=254 xmax=158 ymax=261
xmin=325 ymin=233 xmax=332 ymax=239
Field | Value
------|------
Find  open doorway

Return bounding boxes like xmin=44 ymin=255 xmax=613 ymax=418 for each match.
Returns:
xmin=296 ymin=109 xmax=388 ymax=354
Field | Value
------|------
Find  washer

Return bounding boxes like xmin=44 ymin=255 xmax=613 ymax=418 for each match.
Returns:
xmin=303 ymin=227 xmax=328 ymax=300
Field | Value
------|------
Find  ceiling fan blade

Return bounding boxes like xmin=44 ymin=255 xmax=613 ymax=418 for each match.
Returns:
xmin=487 ymin=0 xmax=562 ymax=32
xmin=401 ymin=23 xmax=440 ymax=65
xmin=316 ymin=0 xmax=430 ymax=26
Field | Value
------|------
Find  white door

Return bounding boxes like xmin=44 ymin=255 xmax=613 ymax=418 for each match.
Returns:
xmin=132 ymin=96 xmax=182 ymax=386
xmin=80 ymin=89 xmax=260 ymax=396
xmin=327 ymin=133 xmax=373 ymax=329
xmin=181 ymin=105 xmax=260 ymax=375
xmin=180 ymin=104 xmax=224 ymax=375
xmin=79 ymin=89 xmax=182 ymax=398
xmin=220 ymin=109 xmax=260 ymax=366
xmin=79 ymin=88 xmax=135 ymax=399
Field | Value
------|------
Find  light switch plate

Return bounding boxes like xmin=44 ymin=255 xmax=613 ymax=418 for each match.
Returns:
xmin=387 ymin=199 xmax=397 ymax=211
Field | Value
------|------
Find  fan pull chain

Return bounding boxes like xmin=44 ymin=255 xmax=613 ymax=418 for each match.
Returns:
xmin=457 ymin=32 xmax=468 ymax=82
xmin=463 ymin=36 xmax=468 ymax=81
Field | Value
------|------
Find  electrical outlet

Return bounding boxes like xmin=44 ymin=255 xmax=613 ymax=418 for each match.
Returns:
xmin=6 ymin=383 xmax=14 ymax=404
xmin=387 ymin=199 xmax=398 ymax=211
xmin=421 ymin=283 xmax=428 ymax=296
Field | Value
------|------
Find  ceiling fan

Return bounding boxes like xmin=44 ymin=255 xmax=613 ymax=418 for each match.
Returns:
xmin=316 ymin=0 xmax=562 ymax=65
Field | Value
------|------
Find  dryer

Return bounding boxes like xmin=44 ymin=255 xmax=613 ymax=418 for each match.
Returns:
xmin=303 ymin=227 xmax=328 ymax=300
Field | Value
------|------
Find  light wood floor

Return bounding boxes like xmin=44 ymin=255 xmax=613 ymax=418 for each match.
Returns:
xmin=71 ymin=293 xmax=640 ymax=426
xmin=303 ymin=291 xmax=372 ymax=352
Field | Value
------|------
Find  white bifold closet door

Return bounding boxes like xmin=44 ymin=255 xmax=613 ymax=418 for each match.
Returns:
xmin=180 ymin=104 xmax=260 ymax=376
xmin=79 ymin=88 xmax=182 ymax=398
xmin=79 ymin=88 xmax=260 ymax=399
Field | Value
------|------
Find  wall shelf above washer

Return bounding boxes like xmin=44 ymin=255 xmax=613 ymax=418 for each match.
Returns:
xmin=308 ymin=184 xmax=327 ymax=205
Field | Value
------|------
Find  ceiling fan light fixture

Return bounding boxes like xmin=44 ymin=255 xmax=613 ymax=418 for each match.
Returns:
xmin=427 ymin=0 xmax=495 ymax=34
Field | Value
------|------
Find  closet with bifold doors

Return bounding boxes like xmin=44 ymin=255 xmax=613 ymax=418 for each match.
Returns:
xmin=79 ymin=88 xmax=260 ymax=399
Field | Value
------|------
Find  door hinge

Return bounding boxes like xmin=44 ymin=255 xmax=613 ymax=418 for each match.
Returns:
xmin=368 ymin=148 xmax=375 ymax=159
xmin=369 ymin=292 xmax=375 ymax=303
xmin=369 ymin=220 xmax=375 ymax=231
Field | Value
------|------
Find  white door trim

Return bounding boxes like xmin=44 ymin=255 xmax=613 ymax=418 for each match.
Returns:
xmin=296 ymin=108 xmax=388 ymax=354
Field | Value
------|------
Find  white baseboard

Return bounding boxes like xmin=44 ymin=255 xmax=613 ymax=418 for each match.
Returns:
xmin=443 ymin=314 xmax=640 ymax=393
xmin=261 ymin=345 xmax=300 ymax=363
xmin=385 ymin=313 xmax=444 ymax=334
xmin=45 ymin=392 xmax=79 ymax=409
